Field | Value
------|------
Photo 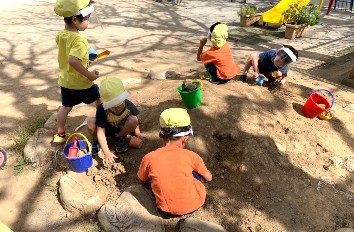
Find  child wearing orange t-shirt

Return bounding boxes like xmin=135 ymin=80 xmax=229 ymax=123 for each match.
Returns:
xmin=137 ymin=108 xmax=212 ymax=216
xmin=197 ymin=22 xmax=240 ymax=84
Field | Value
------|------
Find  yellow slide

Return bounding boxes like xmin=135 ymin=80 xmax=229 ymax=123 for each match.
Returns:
xmin=261 ymin=0 xmax=311 ymax=25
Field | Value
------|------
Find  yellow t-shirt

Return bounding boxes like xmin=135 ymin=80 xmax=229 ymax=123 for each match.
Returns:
xmin=0 ymin=222 xmax=13 ymax=232
xmin=56 ymin=30 xmax=92 ymax=90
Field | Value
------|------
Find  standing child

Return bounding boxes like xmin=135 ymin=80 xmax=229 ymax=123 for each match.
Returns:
xmin=240 ymin=45 xmax=298 ymax=87
xmin=87 ymin=77 xmax=143 ymax=164
xmin=197 ymin=22 xmax=240 ymax=84
xmin=137 ymin=108 xmax=212 ymax=216
xmin=53 ymin=0 xmax=100 ymax=143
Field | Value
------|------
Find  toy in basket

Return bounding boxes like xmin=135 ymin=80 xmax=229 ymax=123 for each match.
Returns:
xmin=63 ymin=133 xmax=92 ymax=173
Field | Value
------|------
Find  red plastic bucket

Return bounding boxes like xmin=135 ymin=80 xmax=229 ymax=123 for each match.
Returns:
xmin=302 ymin=89 xmax=334 ymax=119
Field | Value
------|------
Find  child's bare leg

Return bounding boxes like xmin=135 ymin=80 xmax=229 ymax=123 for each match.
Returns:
xmin=87 ymin=117 xmax=97 ymax=139
xmin=134 ymin=125 xmax=144 ymax=139
xmin=57 ymin=106 xmax=72 ymax=133
xmin=242 ymin=54 xmax=254 ymax=76
xmin=95 ymin=99 xmax=102 ymax=108
xmin=116 ymin=115 xmax=139 ymax=137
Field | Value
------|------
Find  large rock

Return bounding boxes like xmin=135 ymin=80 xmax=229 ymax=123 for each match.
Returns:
xmin=341 ymin=78 xmax=354 ymax=88
xmin=149 ymin=70 xmax=166 ymax=80
xmin=98 ymin=185 xmax=164 ymax=232
xmin=178 ymin=218 xmax=228 ymax=232
xmin=44 ymin=112 xmax=57 ymax=130
xmin=59 ymin=172 xmax=104 ymax=215
xmin=23 ymin=128 xmax=53 ymax=164
xmin=349 ymin=65 xmax=354 ymax=79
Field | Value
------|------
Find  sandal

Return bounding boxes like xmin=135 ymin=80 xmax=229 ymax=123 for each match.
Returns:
xmin=239 ymin=74 xmax=247 ymax=83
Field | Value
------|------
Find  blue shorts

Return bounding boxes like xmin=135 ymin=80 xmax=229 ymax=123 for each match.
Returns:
xmin=205 ymin=63 xmax=228 ymax=84
xmin=60 ymin=84 xmax=100 ymax=107
xmin=192 ymin=171 xmax=203 ymax=182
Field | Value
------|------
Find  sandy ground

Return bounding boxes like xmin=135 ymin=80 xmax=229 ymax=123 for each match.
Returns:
xmin=0 ymin=0 xmax=354 ymax=231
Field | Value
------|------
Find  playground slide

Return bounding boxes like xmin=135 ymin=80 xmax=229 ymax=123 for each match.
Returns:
xmin=261 ymin=0 xmax=311 ymax=25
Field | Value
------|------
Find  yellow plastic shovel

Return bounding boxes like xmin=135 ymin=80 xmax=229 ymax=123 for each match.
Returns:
xmin=92 ymin=50 xmax=110 ymax=62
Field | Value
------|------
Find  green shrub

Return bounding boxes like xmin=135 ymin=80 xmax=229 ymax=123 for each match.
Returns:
xmin=283 ymin=3 xmax=320 ymax=26
xmin=238 ymin=4 xmax=258 ymax=17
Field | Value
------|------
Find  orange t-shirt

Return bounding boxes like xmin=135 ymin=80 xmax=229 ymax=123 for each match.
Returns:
xmin=200 ymin=43 xmax=240 ymax=80
xmin=137 ymin=145 xmax=209 ymax=215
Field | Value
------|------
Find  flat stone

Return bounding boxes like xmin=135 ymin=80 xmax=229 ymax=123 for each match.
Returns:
xmin=98 ymin=185 xmax=164 ymax=232
xmin=149 ymin=70 xmax=167 ymax=80
xmin=178 ymin=217 xmax=228 ymax=232
xmin=23 ymin=128 xmax=53 ymax=164
xmin=59 ymin=172 xmax=104 ymax=215
xmin=349 ymin=65 xmax=354 ymax=79
xmin=342 ymin=78 xmax=354 ymax=88
xmin=43 ymin=112 xmax=57 ymax=130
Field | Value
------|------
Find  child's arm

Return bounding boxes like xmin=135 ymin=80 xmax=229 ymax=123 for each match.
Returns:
xmin=201 ymin=170 xmax=212 ymax=181
xmin=196 ymin=38 xmax=207 ymax=61
xmin=68 ymin=56 xmax=99 ymax=81
xmin=97 ymin=126 xmax=117 ymax=164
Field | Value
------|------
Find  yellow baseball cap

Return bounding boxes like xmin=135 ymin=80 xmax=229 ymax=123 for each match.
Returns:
xmin=99 ymin=77 xmax=129 ymax=110
xmin=54 ymin=0 xmax=93 ymax=17
xmin=211 ymin=23 xmax=228 ymax=48
xmin=160 ymin=108 xmax=191 ymax=128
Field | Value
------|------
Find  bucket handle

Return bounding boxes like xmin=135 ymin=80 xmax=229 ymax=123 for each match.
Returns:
xmin=311 ymin=89 xmax=335 ymax=110
xmin=65 ymin=133 xmax=92 ymax=153
xmin=192 ymin=79 xmax=203 ymax=89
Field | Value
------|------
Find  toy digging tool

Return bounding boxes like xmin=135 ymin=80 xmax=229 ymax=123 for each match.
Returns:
xmin=91 ymin=50 xmax=110 ymax=62
xmin=68 ymin=137 xmax=79 ymax=158
xmin=255 ymin=74 xmax=267 ymax=86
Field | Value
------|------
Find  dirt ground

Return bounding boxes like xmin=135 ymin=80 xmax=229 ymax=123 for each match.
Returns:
xmin=0 ymin=0 xmax=354 ymax=231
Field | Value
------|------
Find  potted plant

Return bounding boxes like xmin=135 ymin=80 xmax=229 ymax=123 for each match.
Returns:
xmin=238 ymin=4 xmax=262 ymax=27
xmin=282 ymin=3 xmax=320 ymax=39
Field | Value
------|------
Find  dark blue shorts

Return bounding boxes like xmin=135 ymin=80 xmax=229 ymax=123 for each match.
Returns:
xmin=60 ymin=84 xmax=100 ymax=107
xmin=205 ymin=63 xmax=228 ymax=84
xmin=192 ymin=171 xmax=204 ymax=182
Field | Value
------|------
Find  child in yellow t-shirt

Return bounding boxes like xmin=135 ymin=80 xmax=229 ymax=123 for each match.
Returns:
xmin=53 ymin=0 xmax=100 ymax=143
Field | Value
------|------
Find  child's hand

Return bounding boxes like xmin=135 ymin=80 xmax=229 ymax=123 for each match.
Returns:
xmin=89 ymin=70 xmax=99 ymax=81
xmin=199 ymin=38 xmax=207 ymax=47
xmin=103 ymin=151 xmax=117 ymax=165
xmin=278 ymin=78 xmax=286 ymax=86
xmin=274 ymin=71 xmax=282 ymax=78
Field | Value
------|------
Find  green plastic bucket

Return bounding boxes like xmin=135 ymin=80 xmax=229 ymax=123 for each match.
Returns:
xmin=178 ymin=81 xmax=202 ymax=109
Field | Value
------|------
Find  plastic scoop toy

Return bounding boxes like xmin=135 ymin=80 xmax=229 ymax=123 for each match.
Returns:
xmin=89 ymin=48 xmax=98 ymax=61
xmin=68 ymin=137 xmax=79 ymax=158
xmin=256 ymin=74 xmax=267 ymax=86
xmin=91 ymin=50 xmax=110 ymax=62
xmin=129 ymin=136 xmax=144 ymax=149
